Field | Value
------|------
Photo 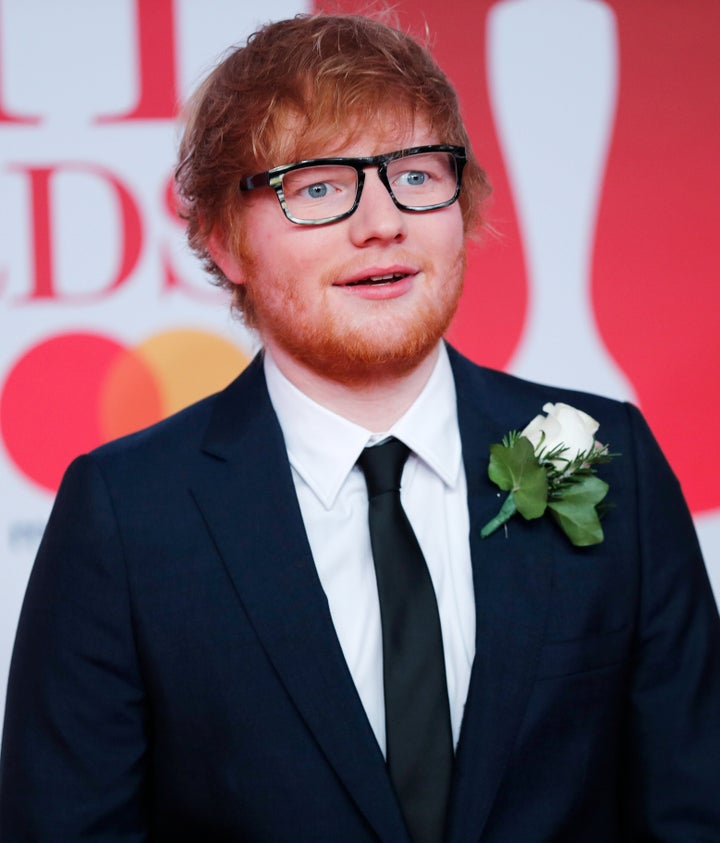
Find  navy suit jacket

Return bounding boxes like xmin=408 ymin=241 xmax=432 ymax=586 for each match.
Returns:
xmin=1 ymin=346 xmax=719 ymax=841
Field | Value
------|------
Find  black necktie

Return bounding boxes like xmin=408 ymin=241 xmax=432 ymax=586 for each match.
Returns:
xmin=357 ymin=437 xmax=453 ymax=843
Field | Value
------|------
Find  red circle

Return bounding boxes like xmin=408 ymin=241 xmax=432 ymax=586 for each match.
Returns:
xmin=0 ymin=333 xmax=157 ymax=492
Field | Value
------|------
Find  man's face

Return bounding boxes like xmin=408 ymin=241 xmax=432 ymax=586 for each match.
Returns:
xmin=226 ymin=121 xmax=466 ymax=385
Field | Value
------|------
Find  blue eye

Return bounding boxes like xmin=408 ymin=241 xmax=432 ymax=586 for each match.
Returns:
xmin=401 ymin=171 xmax=427 ymax=186
xmin=303 ymin=182 xmax=329 ymax=199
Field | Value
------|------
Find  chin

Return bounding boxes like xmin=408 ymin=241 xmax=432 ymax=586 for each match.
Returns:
xmin=289 ymin=301 xmax=457 ymax=386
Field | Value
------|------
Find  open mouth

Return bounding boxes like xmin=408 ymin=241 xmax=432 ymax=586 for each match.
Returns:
xmin=344 ymin=272 xmax=409 ymax=287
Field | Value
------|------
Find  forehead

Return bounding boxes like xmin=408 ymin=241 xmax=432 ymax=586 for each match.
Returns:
xmin=268 ymin=109 xmax=439 ymax=168
xmin=328 ymin=126 xmax=440 ymax=160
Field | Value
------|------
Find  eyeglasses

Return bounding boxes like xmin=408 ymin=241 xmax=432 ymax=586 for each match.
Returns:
xmin=239 ymin=144 xmax=467 ymax=226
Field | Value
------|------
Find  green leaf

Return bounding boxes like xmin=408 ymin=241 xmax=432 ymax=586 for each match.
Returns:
xmin=488 ymin=436 xmax=547 ymax=520
xmin=547 ymin=475 xmax=609 ymax=546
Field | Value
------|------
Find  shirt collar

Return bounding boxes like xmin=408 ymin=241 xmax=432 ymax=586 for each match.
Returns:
xmin=264 ymin=342 xmax=462 ymax=509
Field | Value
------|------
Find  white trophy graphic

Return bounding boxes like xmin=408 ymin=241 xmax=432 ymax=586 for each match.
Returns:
xmin=487 ymin=0 xmax=635 ymax=402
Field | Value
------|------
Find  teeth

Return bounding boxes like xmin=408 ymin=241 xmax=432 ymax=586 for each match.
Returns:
xmin=348 ymin=273 xmax=405 ymax=286
xmin=344 ymin=272 xmax=409 ymax=287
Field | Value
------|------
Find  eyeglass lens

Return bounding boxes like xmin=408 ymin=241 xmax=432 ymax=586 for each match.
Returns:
xmin=281 ymin=151 xmax=458 ymax=222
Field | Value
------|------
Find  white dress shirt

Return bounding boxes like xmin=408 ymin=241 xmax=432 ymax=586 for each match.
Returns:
xmin=264 ymin=343 xmax=475 ymax=754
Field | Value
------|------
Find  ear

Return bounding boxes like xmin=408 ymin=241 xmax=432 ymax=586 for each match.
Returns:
xmin=207 ymin=230 xmax=245 ymax=286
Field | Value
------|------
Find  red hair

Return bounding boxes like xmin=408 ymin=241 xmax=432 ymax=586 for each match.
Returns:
xmin=175 ymin=12 xmax=490 ymax=312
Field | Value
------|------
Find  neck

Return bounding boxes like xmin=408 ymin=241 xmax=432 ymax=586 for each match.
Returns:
xmin=265 ymin=342 xmax=441 ymax=431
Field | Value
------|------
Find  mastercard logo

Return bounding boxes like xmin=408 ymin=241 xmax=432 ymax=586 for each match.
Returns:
xmin=1 ymin=329 xmax=250 ymax=493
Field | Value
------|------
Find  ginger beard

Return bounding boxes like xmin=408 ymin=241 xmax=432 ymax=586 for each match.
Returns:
xmin=239 ymin=245 xmax=466 ymax=386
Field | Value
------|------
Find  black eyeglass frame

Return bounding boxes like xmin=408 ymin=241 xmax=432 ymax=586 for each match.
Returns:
xmin=239 ymin=144 xmax=467 ymax=226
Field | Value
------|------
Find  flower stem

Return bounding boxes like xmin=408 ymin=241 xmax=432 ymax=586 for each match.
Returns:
xmin=480 ymin=492 xmax=518 ymax=538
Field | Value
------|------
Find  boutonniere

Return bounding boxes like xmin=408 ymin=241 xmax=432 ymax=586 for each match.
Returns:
xmin=481 ymin=402 xmax=614 ymax=547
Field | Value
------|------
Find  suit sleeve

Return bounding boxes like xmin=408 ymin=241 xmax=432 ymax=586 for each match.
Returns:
xmin=622 ymin=404 xmax=720 ymax=840
xmin=0 ymin=455 xmax=149 ymax=842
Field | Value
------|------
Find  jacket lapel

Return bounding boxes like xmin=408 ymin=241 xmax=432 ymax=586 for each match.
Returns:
xmin=189 ymin=355 xmax=409 ymax=843
xmin=445 ymin=349 xmax=555 ymax=842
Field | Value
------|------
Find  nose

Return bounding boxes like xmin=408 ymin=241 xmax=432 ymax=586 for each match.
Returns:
xmin=348 ymin=168 xmax=408 ymax=246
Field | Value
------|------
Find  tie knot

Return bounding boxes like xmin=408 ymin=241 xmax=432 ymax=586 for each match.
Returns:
xmin=357 ymin=437 xmax=410 ymax=499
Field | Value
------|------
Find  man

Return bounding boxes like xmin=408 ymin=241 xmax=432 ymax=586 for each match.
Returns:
xmin=1 ymin=12 xmax=719 ymax=843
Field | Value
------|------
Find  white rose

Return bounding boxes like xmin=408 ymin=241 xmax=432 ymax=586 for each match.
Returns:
xmin=521 ymin=402 xmax=600 ymax=470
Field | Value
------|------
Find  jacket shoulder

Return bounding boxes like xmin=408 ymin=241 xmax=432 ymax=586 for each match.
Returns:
xmin=87 ymin=352 xmax=267 ymax=467
xmin=446 ymin=345 xmax=630 ymax=425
